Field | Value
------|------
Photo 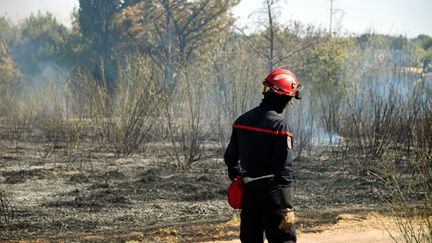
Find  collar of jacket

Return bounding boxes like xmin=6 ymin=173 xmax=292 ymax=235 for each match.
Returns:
xmin=260 ymin=92 xmax=291 ymax=113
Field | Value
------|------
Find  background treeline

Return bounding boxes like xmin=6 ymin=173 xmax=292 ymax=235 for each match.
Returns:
xmin=0 ymin=0 xmax=431 ymax=240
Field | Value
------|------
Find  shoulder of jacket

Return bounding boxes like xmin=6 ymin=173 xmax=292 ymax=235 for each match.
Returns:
xmin=275 ymin=118 xmax=294 ymax=136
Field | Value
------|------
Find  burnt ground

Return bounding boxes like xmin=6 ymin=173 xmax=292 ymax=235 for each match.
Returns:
xmin=0 ymin=141 xmax=388 ymax=242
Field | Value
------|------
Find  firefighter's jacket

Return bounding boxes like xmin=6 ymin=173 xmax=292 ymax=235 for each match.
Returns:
xmin=224 ymin=99 xmax=294 ymax=209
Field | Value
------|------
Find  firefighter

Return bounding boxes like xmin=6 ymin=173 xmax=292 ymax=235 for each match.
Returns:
xmin=224 ymin=68 xmax=301 ymax=243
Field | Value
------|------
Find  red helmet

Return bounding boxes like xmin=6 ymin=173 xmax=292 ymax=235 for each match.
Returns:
xmin=262 ymin=69 xmax=302 ymax=98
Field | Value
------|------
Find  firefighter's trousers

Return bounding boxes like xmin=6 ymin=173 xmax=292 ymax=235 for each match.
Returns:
xmin=240 ymin=179 xmax=296 ymax=243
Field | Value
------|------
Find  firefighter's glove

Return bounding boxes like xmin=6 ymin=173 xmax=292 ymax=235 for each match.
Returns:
xmin=278 ymin=208 xmax=295 ymax=230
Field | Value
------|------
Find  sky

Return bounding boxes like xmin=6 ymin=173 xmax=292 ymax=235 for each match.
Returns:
xmin=0 ymin=0 xmax=431 ymax=38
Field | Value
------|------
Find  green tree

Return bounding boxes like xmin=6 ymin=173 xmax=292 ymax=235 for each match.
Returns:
xmin=307 ymin=37 xmax=354 ymax=136
xmin=0 ymin=41 xmax=23 ymax=116
xmin=0 ymin=17 xmax=18 ymax=47
xmin=12 ymin=11 xmax=69 ymax=77
xmin=114 ymin=0 xmax=238 ymax=69
xmin=413 ymin=34 xmax=432 ymax=71
xmin=78 ymin=0 xmax=137 ymax=94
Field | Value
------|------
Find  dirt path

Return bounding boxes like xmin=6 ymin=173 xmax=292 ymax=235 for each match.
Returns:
xmin=3 ymin=212 xmax=410 ymax=242
xmin=201 ymin=213 xmax=403 ymax=243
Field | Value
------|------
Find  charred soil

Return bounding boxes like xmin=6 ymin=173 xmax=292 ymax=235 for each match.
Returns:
xmin=0 ymin=141 xmax=395 ymax=242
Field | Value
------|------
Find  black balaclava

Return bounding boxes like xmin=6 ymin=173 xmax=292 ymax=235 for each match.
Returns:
xmin=260 ymin=92 xmax=292 ymax=113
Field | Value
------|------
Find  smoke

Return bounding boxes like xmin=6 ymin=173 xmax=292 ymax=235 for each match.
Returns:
xmin=17 ymin=61 xmax=72 ymax=117
xmin=311 ymin=130 xmax=344 ymax=146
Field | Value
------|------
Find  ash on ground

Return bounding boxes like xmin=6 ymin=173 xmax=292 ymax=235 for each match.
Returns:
xmin=0 ymin=142 xmax=384 ymax=241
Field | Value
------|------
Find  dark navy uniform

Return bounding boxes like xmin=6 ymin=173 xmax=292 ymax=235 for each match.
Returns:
xmin=224 ymin=94 xmax=296 ymax=243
